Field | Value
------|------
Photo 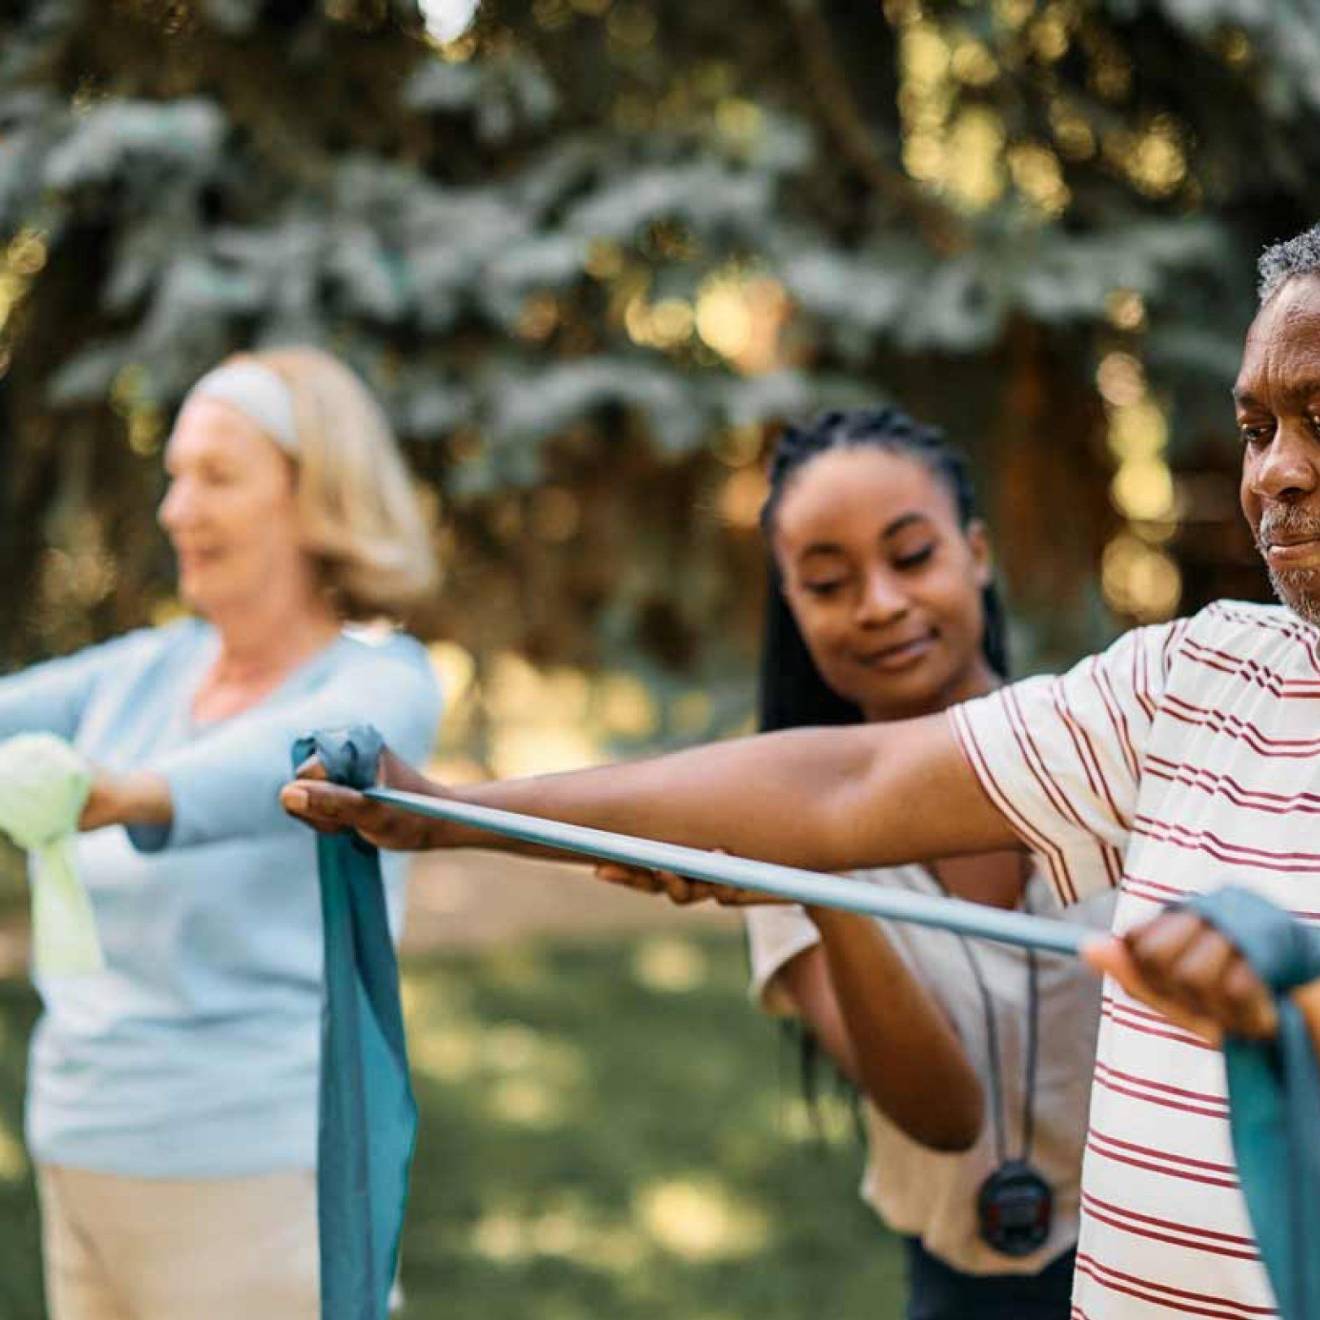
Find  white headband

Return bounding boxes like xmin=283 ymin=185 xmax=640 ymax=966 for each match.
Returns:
xmin=185 ymin=360 xmax=300 ymax=455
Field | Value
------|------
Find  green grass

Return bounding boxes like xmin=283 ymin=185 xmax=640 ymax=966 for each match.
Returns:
xmin=0 ymin=930 xmax=907 ymax=1318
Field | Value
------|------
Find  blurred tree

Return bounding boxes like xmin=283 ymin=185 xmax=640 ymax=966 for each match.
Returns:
xmin=0 ymin=0 xmax=1313 ymax=754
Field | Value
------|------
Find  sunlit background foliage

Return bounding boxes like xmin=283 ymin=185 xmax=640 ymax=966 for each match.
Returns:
xmin=2 ymin=0 xmax=1313 ymax=779
xmin=0 ymin=3 xmax=1317 ymax=1314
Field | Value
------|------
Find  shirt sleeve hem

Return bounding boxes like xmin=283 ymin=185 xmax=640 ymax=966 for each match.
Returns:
xmin=949 ymin=701 xmax=1090 ymax=908
xmin=746 ymin=917 xmax=821 ymax=1016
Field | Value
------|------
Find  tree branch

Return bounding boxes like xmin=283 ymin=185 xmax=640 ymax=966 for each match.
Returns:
xmin=782 ymin=0 xmax=967 ymax=253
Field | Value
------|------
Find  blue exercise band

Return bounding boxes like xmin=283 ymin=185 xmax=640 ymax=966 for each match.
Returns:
xmin=364 ymin=788 xmax=1090 ymax=958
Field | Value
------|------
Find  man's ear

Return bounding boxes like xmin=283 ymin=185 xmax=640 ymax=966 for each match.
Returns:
xmin=965 ymin=518 xmax=993 ymax=589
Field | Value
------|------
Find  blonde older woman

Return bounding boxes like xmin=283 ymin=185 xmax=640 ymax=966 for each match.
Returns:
xmin=1 ymin=347 xmax=442 ymax=1320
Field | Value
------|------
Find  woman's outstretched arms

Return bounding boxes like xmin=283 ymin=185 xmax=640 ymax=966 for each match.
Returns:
xmin=67 ymin=637 xmax=441 ymax=845
xmin=281 ymin=710 xmax=1018 ymax=875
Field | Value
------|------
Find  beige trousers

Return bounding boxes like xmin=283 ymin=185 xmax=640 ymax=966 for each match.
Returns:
xmin=37 ymin=1164 xmax=319 ymax=1320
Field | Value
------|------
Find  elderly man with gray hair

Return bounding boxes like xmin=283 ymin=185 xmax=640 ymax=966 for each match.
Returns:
xmin=286 ymin=226 xmax=1320 ymax=1318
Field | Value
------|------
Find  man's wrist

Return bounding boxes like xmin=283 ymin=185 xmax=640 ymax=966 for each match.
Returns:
xmin=403 ymin=781 xmax=489 ymax=850
xmin=1293 ymin=978 xmax=1320 ymax=1057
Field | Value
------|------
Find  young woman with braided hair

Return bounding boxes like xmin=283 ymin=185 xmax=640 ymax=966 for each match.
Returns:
xmin=593 ymin=409 xmax=1111 ymax=1319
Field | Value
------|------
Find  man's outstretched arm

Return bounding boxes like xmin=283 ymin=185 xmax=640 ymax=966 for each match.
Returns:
xmin=280 ymin=711 xmax=1017 ymax=875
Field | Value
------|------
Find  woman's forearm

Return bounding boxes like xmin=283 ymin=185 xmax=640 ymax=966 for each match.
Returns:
xmin=807 ymin=908 xmax=984 ymax=1151
xmin=79 ymin=771 xmax=172 ymax=832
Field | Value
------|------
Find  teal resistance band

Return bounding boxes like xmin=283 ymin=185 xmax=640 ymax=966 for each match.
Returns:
xmin=300 ymin=731 xmax=415 ymax=1320
xmin=1187 ymin=887 xmax=1320 ymax=1320
xmin=364 ymin=789 xmax=1089 ymax=957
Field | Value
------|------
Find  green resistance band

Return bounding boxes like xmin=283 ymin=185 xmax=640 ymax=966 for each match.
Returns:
xmin=364 ymin=789 xmax=1090 ymax=958
xmin=0 ymin=733 xmax=104 ymax=976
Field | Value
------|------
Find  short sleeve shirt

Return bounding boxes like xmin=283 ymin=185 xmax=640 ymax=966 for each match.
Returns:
xmin=746 ymin=868 xmax=1111 ymax=1276
xmin=952 ymin=600 xmax=1320 ymax=1318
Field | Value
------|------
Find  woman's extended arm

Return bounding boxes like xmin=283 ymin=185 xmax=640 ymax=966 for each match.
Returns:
xmin=0 ymin=632 xmax=150 ymax=744
xmin=82 ymin=643 xmax=441 ymax=847
xmin=777 ymin=911 xmax=983 ymax=1151
xmin=80 ymin=770 xmax=172 ymax=831
xmin=0 ymin=632 xmax=178 ymax=831
xmin=282 ymin=710 xmax=1018 ymax=876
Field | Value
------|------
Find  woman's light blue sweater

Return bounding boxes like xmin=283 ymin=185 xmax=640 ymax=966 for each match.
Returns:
xmin=0 ymin=618 xmax=441 ymax=1177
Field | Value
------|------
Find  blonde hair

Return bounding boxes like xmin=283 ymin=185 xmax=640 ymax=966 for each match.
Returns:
xmin=232 ymin=347 xmax=439 ymax=620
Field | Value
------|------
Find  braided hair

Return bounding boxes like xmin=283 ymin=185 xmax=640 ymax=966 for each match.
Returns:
xmin=758 ymin=406 xmax=1009 ymax=735
xmin=756 ymin=406 xmax=1011 ymax=1125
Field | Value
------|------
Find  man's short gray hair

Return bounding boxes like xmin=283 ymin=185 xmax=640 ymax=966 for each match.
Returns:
xmin=1258 ymin=222 xmax=1320 ymax=302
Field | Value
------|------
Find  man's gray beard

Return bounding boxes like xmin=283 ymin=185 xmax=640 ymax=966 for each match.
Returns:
xmin=1258 ymin=508 xmax=1320 ymax=628
xmin=1267 ymin=565 xmax=1320 ymax=626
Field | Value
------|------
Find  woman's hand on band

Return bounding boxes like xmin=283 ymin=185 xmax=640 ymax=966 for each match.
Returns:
xmin=280 ymin=747 xmax=454 ymax=850
xmin=592 ymin=859 xmax=787 ymax=907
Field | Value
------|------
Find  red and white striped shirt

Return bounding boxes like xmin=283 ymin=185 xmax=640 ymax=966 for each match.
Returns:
xmin=952 ymin=600 xmax=1320 ymax=1319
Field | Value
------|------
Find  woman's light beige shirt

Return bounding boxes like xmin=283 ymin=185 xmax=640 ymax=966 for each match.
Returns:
xmin=746 ymin=868 xmax=1111 ymax=1275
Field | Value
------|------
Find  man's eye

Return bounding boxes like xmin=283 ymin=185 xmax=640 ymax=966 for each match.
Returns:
xmin=1239 ymin=422 xmax=1273 ymax=446
xmin=804 ymin=581 xmax=844 ymax=597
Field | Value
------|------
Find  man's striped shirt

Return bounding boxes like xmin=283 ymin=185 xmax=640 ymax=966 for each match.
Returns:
xmin=952 ymin=600 xmax=1320 ymax=1319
